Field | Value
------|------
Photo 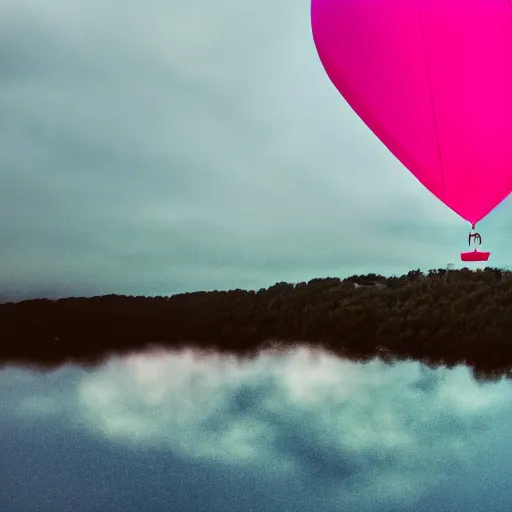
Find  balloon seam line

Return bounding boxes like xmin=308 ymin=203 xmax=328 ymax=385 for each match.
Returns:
xmin=417 ymin=0 xmax=447 ymax=202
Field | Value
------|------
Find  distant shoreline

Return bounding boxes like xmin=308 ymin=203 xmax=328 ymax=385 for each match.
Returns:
xmin=1 ymin=268 xmax=510 ymax=382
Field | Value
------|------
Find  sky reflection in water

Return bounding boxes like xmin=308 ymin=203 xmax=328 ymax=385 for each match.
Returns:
xmin=1 ymin=347 xmax=512 ymax=512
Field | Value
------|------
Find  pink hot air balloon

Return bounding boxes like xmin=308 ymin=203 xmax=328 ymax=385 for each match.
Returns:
xmin=311 ymin=0 xmax=512 ymax=261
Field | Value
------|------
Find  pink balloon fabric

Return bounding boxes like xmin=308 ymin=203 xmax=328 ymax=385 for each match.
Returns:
xmin=311 ymin=0 xmax=512 ymax=226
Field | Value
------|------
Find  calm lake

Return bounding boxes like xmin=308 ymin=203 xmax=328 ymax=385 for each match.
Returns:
xmin=1 ymin=346 xmax=511 ymax=512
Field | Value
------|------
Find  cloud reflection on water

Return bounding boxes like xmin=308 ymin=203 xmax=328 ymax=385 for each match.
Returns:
xmin=2 ymin=347 xmax=512 ymax=512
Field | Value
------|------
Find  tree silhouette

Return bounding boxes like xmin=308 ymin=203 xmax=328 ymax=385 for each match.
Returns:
xmin=2 ymin=267 xmax=512 ymax=382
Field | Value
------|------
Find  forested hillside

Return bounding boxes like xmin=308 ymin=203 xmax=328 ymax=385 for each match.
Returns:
xmin=1 ymin=267 xmax=511 ymax=381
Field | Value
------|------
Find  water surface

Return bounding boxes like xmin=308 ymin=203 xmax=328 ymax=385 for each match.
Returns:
xmin=1 ymin=346 xmax=511 ymax=512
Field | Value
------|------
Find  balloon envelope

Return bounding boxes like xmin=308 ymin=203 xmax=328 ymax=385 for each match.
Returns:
xmin=311 ymin=0 xmax=512 ymax=225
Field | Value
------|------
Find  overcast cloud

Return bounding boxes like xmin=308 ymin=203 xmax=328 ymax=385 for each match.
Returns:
xmin=1 ymin=0 xmax=511 ymax=300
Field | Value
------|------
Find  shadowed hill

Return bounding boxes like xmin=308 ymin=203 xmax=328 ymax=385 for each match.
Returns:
xmin=1 ymin=267 xmax=511 ymax=381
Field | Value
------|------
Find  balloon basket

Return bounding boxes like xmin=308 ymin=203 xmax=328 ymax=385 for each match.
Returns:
xmin=460 ymin=250 xmax=490 ymax=262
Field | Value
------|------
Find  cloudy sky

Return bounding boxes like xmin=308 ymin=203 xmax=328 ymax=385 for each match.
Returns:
xmin=2 ymin=348 xmax=512 ymax=512
xmin=2 ymin=0 xmax=511 ymax=300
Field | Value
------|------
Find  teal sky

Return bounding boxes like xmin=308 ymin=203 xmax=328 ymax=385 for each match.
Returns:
xmin=2 ymin=0 xmax=511 ymax=300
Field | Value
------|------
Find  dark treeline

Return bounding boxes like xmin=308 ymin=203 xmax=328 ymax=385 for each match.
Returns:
xmin=1 ymin=267 xmax=512 ymax=381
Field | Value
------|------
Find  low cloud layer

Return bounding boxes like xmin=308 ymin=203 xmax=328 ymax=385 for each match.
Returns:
xmin=2 ymin=0 xmax=509 ymax=301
